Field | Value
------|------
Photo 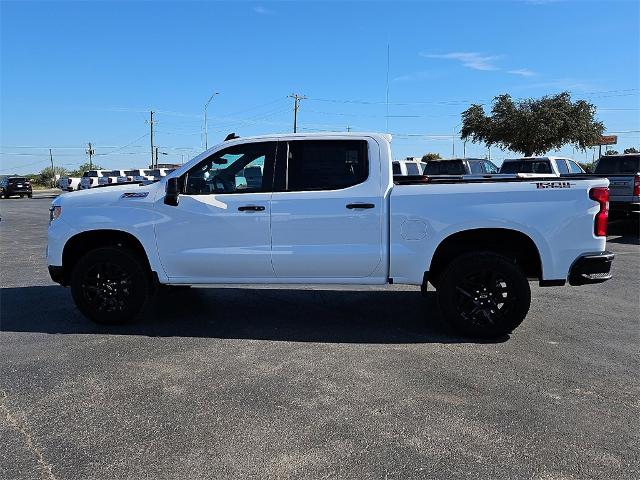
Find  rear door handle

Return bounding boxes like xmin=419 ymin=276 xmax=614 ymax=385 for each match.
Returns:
xmin=346 ymin=203 xmax=375 ymax=209
xmin=238 ymin=205 xmax=265 ymax=212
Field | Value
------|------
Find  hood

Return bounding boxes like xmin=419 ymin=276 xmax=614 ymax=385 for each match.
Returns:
xmin=52 ymin=181 xmax=163 ymax=208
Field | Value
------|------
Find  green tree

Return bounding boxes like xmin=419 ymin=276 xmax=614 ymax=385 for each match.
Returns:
xmin=604 ymin=149 xmax=619 ymax=156
xmin=421 ymin=152 xmax=442 ymax=161
xmin=624 ymin=147 xmax=639 ymax=154
xmin=70 ymin=162 xmax=103 ymax=177
xmin=578 ymin=162 xmax=594 ymax=173
xmin=460 ymin=92 xmax=604 ymax=157
xmin=37 ymin=166 xmax=69 ymax=187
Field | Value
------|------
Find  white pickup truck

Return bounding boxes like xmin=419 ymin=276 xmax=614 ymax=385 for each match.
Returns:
xmin=47 ymin=133 xmax=614 ymax=338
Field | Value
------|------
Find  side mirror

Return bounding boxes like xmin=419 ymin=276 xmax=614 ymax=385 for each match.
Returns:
xmin=164 ymin=177 xmax=179 ymax=206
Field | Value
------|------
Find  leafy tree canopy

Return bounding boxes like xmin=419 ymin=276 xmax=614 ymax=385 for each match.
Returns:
xmin=37 ymin=166 xmax=69 ymax=186
xmin=461 ymin=92 xmax=604 ymax=157
xmin=624 ymin=147 xmax=639 ymax=154
xmin=421 ymin=152 xmax=442 ymax=161
xmin=604 ymin=149 xmax=619 ymax=155
xmin=70 ymin=162 xmax=103 ymax=177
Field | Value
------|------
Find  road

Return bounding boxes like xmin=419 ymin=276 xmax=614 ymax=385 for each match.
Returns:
xmin=1 ymin=197 xmax=638 ymax=480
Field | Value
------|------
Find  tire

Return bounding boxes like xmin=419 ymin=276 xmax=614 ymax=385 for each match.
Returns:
xmin=27 ymin=194 xmax=32 ymax=198
xmin=70 ymin=247 xmax=150 ymax=324
xmin=436 ymin=251 xmax=531 ymax=338
xmin=19 ymin=194 xmax=24 ymax=198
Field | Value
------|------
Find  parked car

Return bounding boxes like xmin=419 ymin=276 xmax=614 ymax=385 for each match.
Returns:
xmin=0 ymin=176 xmax=32 ymax=198
xmin=99 ymin=170 xmax=127 ymax=186
xmin=423 ymin=158 xmax=500 ymax=176
xmin=592 ymin=153 xmax=640 ymax=218
xmin=392 ymin=159 xmax=425 ymax=176
xmin=500 ymin=157 xmax=585 ymax=176
xmin=57 ymin=176 xmax=81 ymax=192
xmin=48 ymin=133 xmax=613 ymax=339
xmin=123 ymin=169 xmax=152 ymax=182
xmin=146 ymin=168 xmax=175 ymax=181
xmin=80 ymin=170 xmax=108 ymax=189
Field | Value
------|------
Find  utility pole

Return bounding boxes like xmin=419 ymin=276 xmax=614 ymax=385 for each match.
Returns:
xmin=346 ymin=126 xmax=352 ymax=132
xmin=86 ymin=142 xmax=95 ymax=170
xmin=149 ymin=111 xmax=154 ymax=168
xmin=49 ymin=148 xmax=55 ymax=187
xmin=154 ymin=147 xmax=158 ymax=168
xmin=204 ymin=91 xmax=219 ymax=150
xmin=288 ymin=93 xmax=306 ymax=133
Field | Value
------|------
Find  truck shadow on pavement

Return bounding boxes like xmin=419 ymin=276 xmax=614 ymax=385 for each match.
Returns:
xmin=0 ymin=285 xmax=506 ymax=344
xmin=607 ymin=219 xmax=639 ymax=245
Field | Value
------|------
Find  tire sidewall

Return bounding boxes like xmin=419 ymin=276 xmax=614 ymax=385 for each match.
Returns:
xmin=70 ymin=247 xmax=149 ymax=324
xmin=437 ymin=252 xmax=531 ymax=338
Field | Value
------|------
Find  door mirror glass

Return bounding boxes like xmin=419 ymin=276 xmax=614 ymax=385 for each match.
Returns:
xmin=165 ymin=177 xmax=179 ymax=206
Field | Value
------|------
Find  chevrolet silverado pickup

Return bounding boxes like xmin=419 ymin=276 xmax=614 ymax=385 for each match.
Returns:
xmin=47 ymin=133 xmax=614 ymax=338
xmin=592 ymin=153 xmax=640 ymax=218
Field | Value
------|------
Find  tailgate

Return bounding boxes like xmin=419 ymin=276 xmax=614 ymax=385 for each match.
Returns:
xmin=607 ymin=175 xmax=635 ymax=201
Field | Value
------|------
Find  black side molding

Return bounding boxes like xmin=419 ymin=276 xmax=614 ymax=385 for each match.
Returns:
xmin=568 ymin=251 xmax=614 ymax=286
xmin=539 ymin=279 xmax=566 ymax=287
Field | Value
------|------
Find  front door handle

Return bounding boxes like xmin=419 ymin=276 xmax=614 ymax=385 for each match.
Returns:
xmin=238 ymin=205 xmax=265 ymax=212
xmin=346 ymin=203 xmax=375 ymax=209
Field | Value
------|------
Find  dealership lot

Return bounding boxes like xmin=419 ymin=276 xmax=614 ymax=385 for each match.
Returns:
xmin=1 ymin=198 xmax=638 ymax=479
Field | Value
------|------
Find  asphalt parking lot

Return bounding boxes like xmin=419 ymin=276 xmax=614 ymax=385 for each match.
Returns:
xmin=1 ymin=196 xmax=638 ymax=480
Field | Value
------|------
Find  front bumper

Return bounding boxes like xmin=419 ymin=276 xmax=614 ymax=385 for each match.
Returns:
xmin=568 ymin=251 xmax=614 ymax=286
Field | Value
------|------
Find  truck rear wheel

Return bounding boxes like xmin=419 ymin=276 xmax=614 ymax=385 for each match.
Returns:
xmin=437 ymin=252 xmax=531 ymax=338
xmin=70 ymin=247 xmax=150 ymax=324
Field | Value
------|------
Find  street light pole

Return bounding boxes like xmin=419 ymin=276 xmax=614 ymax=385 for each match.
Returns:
xmin=204 ymin=91 xmax=219 ymax=150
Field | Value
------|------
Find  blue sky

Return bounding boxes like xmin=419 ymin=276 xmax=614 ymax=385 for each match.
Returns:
xmin=1 ymin=0 xmax=639 ymax=173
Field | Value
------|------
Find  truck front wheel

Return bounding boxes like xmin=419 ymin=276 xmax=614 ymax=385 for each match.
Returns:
xmin=437 ymin=252 xmax=531 ymax=338
xmin=70 ymin=247 xmax=150 ymax=324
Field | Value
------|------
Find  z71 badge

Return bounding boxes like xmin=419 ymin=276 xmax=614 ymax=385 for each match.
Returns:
xmin=120 ymin=192 xmax=149 ymax=198
xmin=535 ymin=181 xmax=573 ymax=189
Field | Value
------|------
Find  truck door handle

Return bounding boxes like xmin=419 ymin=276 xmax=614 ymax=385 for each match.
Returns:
xmin=346 ymin=203 xmax=375 ymax=209
xmin=238 ymin=205 xmax=265 ymax=212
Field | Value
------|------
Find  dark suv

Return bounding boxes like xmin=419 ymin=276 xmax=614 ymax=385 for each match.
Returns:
xmin=422 ymin=158 xmax=500 ymax=176
xmin=0 ymin=176 xmax=33 ymax=199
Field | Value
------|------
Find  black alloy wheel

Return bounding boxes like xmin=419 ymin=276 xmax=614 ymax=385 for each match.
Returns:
xmin=437 ymin=252 xmax=531 ymax=338
xmin=71 ymin=247 xmax=149 ymax=324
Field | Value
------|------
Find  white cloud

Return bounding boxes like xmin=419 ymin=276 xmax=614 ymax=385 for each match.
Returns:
xmin=392 ymin=71 xmax=440 ymax=83
xmin=253 ymin=6 xmax=274 ymax=15
xmin=508 ymin=68 xmax=537 ymax=77
xmin=421 ymin=52 xmax=502 ymax=71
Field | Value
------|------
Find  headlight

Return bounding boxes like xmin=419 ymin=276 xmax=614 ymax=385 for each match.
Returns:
xmin=49 ymin=205 xmax=62 ymax=223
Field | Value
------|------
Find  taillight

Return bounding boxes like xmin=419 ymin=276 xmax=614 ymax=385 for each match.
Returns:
xmin=89 ymin=178 xmax=94 ymax=185
xmin=127 ymin=176 xmax=133 ymax=181
xmin=633 ymin=174 xmax=640 ymax=197
xmin=589 ymin=187 xmax=609 ymax=237
xmin=108 ymin=178 xmax=113 ymax=184
xmin=68 ymin=178 xmax=72 ymax=185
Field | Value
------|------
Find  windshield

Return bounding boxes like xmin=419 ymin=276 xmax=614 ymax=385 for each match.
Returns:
xmin=9 ymin=177 xmax=27 ymax=183
xmin=124 ymin=170 xmax=140 ymax=176
xmin=104 ymin=170 xmax=122 ymax=177
xmin=594 ymin=155 xmax=640 ymax=174
xmin=501 ymin=160 xmax=552 ymax=174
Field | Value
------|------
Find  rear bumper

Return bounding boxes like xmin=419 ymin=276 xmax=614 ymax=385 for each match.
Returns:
xmin=609 ymin=201 xmax=640 ymax=214
xmin=568 ymin=251 xmax=614 ymax=286
xmin=7 ymin=188 xmax=32 ymax=195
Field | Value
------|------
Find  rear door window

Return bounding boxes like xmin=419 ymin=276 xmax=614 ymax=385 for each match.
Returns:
xmin=284 ymin=140 xmax=368 ymax=191
xmin=405 ymin=163 xmax=420 ymax=175
xmin=568 ymin=160 xmax=583 ymax=174
xmin=392 ymin=162 xmax=402 ymax=175
xmin=468 ymin=161 xmax=483 ymax=174
xmin=556 ymin=160 xmax=570 ymax=174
